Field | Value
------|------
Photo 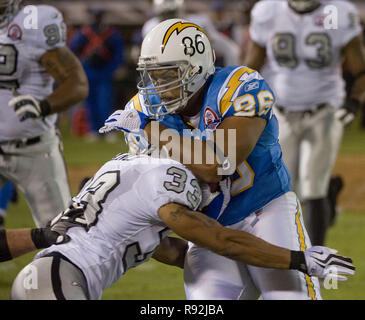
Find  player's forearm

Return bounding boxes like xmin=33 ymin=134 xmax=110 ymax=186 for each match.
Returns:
xmin=7 ymin=229 xmax=37 ymax=259
xmin=215 ymin=228 xmax=291 ymax=270
xmin=40 ymin=46 xmax=89 ymax=114
xmin=0 ymin=229 xmax=36 ymax=261
xmin=1 ymin=228 xmax=60 ymax=262
xmin=350 ymin=76 xmax=365 ymax=104
xmin=45 ymin=73 xmax=89 ymax=114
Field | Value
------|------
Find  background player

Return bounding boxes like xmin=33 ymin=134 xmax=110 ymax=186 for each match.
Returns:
xmin=0 ymin=0 xmax=88 ymax=227
xmin=244 ymin=0 xmax=365 ymax=246
xmin=10 ymin=152 xmax=354 ymax=299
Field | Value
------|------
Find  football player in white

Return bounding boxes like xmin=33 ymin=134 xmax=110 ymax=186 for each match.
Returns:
xmin=244 ymin=0 xmax=365 ymax=246
xmin=141 ymin=0 xmax=241 ymax=66
xmin=9 ymin=150 xmax=354 ymax=299
xmin=0 ymin=1 xmax=88 ymax=227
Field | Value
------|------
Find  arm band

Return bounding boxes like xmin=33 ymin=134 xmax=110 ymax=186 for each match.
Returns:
xmin=0 ymin=229 xmax=12 ymax=262
xmin=289 ymin=250 xmax=307 ymax=274
xmin=31 ymin=228 xmax=49 ymax=249
xmin=40 ymin=100 xmax=51 ymax=117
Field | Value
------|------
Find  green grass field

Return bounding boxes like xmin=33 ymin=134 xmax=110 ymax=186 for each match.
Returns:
xmin=0 ymin=117 xmax=364 ymax=300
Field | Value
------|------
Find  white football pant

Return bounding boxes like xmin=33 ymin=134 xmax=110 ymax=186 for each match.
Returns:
xmin=275 ymin=105 xmax=344 ymax=200
xmin=184 ymin=191 xmax=322 ymax=300
xmin=0 ymin=127 xmax=71 ymax=227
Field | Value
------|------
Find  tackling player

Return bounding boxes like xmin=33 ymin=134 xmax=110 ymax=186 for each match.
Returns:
xmin=243 ymin=0 xmax=365 ymax=246
xmin=9 ymin=153 xmax=354 ymax=299
xmin=0 ymin=1 xmax=88 ymax=227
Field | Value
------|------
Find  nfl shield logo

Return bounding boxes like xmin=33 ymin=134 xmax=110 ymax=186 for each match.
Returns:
xmin=204 ymin=107 xmax=220 ymax=129
xmin=8 ymin=24 xmax=22 ymax=40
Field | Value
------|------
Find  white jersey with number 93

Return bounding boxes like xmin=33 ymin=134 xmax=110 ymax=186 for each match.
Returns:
xmin=250 ymin=0 xmax=362 ymax=111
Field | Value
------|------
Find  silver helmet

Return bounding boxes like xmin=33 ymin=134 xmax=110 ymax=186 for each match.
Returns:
xmin=0 ymin=0 xmax=21 ymax=28
xmin=288 ymin=0 xmax=321 ymax=13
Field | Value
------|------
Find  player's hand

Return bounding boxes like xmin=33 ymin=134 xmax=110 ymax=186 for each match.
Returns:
xmin=304 ymin=246 xmax=355 ymax=281
xmin=335 ymin=98 xmax=360 ymax=128
xmin=125 ymin=131 xmax=154 ymax=155
xmin=99 ymin=108 xmax=148 ymax=134
xmin=31 ymin=203 xmax=87 ymax=249
xmin=9 ymin=91 xmax=50 ymax=121
xmin=199 ymin=177 xmax=231 ymax=218
xmin=47 ymin=203 xmax=88 ymax=244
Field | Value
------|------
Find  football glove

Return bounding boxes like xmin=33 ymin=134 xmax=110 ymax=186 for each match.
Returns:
xmin=335 ymin=98 xmax=360 ymax=127
xmin=291 ymin=246 xmax=355 ymax=281
xmin=47 ymin=203 xmax=88 ymax=244
xmin=9 ymin=91 xmax=51 ymax=121
xmin=99 ymin=108 xmax=150 ymax=134
xmin=125 ymin=131 xmax=155 ymax=155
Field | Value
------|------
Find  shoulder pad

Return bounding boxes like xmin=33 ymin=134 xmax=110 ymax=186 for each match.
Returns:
xmin=15 ymin=5 xmax=66 ymax=54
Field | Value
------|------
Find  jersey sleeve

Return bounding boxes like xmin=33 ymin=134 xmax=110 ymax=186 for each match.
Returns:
xmin=25 ymin=5 xmax=67 ymax=59
xmin=135 ymin=163 xmax=202 ymax=220
xmin=249 ymin=1 xmax=277 ymax=47
xmin=335 ymin=1 xmax=362 ymax=47
xmin=218 ymin=67 xmax=275 ymax=122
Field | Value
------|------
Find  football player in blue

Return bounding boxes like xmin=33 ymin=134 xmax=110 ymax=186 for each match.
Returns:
xmin=101 ymin=19 xmax=346 ymax=299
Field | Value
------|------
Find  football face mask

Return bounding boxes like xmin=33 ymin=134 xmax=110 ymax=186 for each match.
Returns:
xmin=137 ymin=61 xmax=197 ymax=117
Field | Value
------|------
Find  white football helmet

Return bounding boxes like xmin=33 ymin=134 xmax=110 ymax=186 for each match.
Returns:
xmin=0 ymin=0 xmax=21 ymax=28
xmin=287 ymin=0 xmax=321 ymax=13
xmin=137 ymin=19 xmax=216 ymax=117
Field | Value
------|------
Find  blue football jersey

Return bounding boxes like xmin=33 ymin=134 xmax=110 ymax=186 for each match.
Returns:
xmin=129 ymin=66 xmax=291 ymax=226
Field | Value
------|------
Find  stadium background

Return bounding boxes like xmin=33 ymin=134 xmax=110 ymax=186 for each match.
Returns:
xmin=0 ymin=0 xmax=364 ymax=299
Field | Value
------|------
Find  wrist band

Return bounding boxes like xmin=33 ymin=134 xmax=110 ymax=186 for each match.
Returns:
xmin=31 ymin=228 xmax=48 ymax=249
xmin=0 ymin=229 xmax=12 ymax=262
xmin=289 ymin=250 xmax=307 ymax=274
xmin=40 ymin=100 xmax=51 ymax=117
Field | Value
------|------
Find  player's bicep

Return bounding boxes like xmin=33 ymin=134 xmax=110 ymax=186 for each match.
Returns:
xmin=40 ymin=46 xmax=86 ymax=84
xmin=158 ymin=203 xmax=223 ymax=250
xmin=216 ymin=115 xmax=266 ymax=167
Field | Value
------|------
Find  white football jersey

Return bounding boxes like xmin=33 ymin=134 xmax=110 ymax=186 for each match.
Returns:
xmin=0 ymin=5 xmax=66 ymax=141
xmin=36 ymin=154 xmax=202 ymax=300
xmin=250 ymin=0 xmax=362 ymax=111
